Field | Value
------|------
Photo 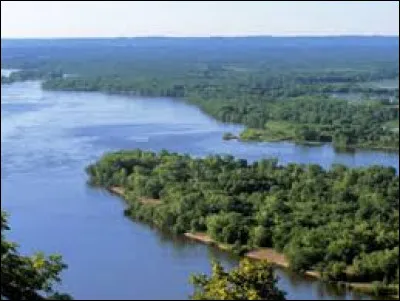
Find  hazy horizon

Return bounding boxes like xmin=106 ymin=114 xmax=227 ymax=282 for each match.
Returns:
xmin=1 ymin=1 xmax=399 ymax=38
xmin=1 ymin=34 xmax=399 ymax=40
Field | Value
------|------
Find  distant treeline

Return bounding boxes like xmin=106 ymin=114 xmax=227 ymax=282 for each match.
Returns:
xmin=2 ymin=36 xmax=399 ymax=149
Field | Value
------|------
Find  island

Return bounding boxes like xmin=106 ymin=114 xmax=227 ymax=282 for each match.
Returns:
xmin=86 ymin=149 xmax=399 ymax=297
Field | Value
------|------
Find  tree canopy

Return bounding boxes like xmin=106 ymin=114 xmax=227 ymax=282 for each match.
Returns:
xmin=86 ymin=150 xmax=399 ymax=287
xmin=190 ymin=258 xmax=286 ymax=300
xmin=2 ymin=36 xmax=398 ymax=150
xmin=1 ymin=211 xmax=72 ymax=300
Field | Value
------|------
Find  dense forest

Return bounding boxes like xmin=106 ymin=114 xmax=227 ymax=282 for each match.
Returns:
xmin=86 ymin=149 xmax=399 ymax=292
xmin=2 ymin=37 xmax=399 ymax=150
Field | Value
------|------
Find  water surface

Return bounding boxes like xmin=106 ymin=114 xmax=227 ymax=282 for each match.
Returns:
xmin=2 ymin=79 xmax=398 ymax=300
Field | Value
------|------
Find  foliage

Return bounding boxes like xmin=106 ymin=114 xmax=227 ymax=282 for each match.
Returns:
xmin=190 ymin=258 xmax=286 ymax=300
xmin=2 ymin=37 xmax=399 ymax=150
xmin=86 ymin=150 xmax=399 ymax=284
xmin=1 ymin=211 xmax=72 ymax=300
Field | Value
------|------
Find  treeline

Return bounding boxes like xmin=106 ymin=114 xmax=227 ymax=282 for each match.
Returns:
xmin=41 ymin=71 xmax=399 ymax=101
xmin=42 ymin=75 xmax=399 ymax=149
xmin=2 ymin=37 xmax=399 ymax=78
xmin=1 ymin=69 xmax=63 ymax=84
xmin=86 ymin=150 xmax=399 ymax=286
xmin=3 ymin=37 xmax=399 ymax=98
xmin=3 ymin=37 xmax=399 ymax=149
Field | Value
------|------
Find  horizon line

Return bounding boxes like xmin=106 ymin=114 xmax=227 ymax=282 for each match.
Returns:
xmin=1 ymin=34 xmax=399 ymax=40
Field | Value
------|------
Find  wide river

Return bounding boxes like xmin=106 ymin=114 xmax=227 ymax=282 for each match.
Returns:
xmin=1 ymin=77 xmax=399 ymax=300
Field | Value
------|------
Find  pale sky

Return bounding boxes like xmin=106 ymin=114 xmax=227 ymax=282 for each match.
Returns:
xmin=1 ymin=1 xmax=399 ymax=38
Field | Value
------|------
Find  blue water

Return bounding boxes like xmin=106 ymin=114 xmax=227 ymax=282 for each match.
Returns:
xmin=2 ymin=79 xmax=398 ymax=300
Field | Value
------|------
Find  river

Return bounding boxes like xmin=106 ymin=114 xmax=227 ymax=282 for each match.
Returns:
xmin=1 ymin=78 xmax=399 ymax=300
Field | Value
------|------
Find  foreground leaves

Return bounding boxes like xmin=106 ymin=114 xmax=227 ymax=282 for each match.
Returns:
xmin=190 ymin=258 xmax=286 ymax=300
xmin=1 ymin=211 xmax=72 ymax=300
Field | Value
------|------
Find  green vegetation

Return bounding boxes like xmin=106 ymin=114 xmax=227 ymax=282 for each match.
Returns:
xmin=383 ymin=120 xmax=400 ymax=133
xmin=40 ymin=79 xmax=399 ymax=150
xmin=190 ymin=258 xmax=286 ymax=300
xmin=222 ymin=132 xmax=238 ymax=141
xmin=2 ymin=37 xmax=399 ymax=299
xmin=240 ymin=122 xmax=296 ymax=142
xmin=86 ymin=149 xmax=399 ymax=293
xmin=1 ymin=211 xmax=72 ymax=300
xmin=236 ymin=100 xmax=399 ymax=150
xmin=2 ymin=37 xmax=399 ymax=150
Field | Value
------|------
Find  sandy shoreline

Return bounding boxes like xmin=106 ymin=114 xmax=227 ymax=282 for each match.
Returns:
xmin=108 ymin=186 xmax=398 ymax=299
xmin=108 ymin=186 xmax=161 ymax=205
xmin=184 ymin=232 xmax=320 ymax=278
xmin=182 ymin=234 xmax=397 ymax=298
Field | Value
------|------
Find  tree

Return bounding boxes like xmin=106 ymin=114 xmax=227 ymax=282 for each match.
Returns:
xmin=250 ymin=225 xmax=272 ymax=248
xmin=88 ymin=150 xmax=399 ymax=286
xmin=189 ymin=258 xmax=286 ymax=300
xmin=1 ymin=211 xmax=72 ymax=300
xmin=206 ymin=213 xmax=249 ymax=245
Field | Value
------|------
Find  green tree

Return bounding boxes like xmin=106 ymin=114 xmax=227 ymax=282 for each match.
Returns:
xmin=87 ymin=150 xmax=399 ymax=285
xmin=1 ymin=211 xmax=72 ymax=300
xmin=190 ymin=258 xmax=286 ymax=300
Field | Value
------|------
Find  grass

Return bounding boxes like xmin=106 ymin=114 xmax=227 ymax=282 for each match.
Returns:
xmin=238 ymin=121 xmax=325 ymax=143
xmin=239 ymin=121 xmax=297 ymax=142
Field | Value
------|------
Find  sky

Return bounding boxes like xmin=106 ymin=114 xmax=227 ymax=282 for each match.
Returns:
xmin=1 ymin=1 xmax=399 ymax=38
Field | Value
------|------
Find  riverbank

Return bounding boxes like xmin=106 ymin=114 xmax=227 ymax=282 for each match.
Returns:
xmin=238 ymin=124 xmax=399 ymax=152
xmin=108 ymin=185 xmax=398 ymax=299
xmin=183 ymin=232 xmax=399 ymax=299
xmin=5 ymin=73 xmax=398 ymax=152
xmin=184 ymin=232 xmax=319 ymax=279
xmin=108 ymin=186 xmax=161 ymax=205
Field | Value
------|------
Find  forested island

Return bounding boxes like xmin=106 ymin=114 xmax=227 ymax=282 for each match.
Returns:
xmin=86 ymin=149 xmax=399 ymax=296
xmin=2 ymin=37 xmax=399 ymax=150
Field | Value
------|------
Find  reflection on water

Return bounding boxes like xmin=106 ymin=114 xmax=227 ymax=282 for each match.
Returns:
xmin=2 ymin=78 xmax=398 ymax=300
